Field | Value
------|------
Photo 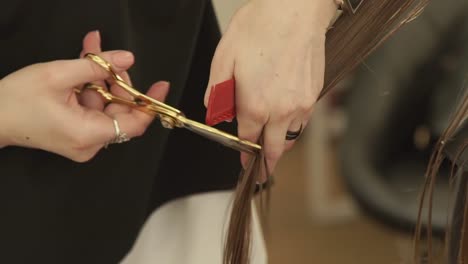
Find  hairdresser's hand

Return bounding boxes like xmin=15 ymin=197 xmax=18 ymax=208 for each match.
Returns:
xmin=78 ymin=31 xmax=139 ymax=112
xmin=205 ymin=0 xmax=337 ymax=174
xmin=0 ymin=48 xmax=169 ymax=162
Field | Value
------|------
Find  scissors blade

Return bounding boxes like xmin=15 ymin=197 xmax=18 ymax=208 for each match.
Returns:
xmin=181 ymin=118 xmax=261 ymax=154
xmin=142 ymin=104 xmax=260 ymax=153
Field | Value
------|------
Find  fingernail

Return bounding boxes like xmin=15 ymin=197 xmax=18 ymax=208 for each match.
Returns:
xmin=113 ymin=51 xmax=133 ymax=67
xmin=94 ymin=30 xmax=101 ymax=43
xmin=256 ymin=175 xmax=268 ymax=185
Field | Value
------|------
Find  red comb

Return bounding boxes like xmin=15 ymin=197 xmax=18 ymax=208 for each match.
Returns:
xmin=205 ymin=78 xmax=236 ymax=126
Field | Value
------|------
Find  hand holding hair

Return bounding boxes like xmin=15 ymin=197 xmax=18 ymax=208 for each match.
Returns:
xmin=205 ymin=0 xmax=338 ymax=176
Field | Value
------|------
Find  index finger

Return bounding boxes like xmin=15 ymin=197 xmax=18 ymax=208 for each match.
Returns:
xmin=49 ymin=50 xmax=135 ymax=88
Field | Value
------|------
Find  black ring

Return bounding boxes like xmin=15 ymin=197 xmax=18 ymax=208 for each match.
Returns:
xmin=255 ymin=174 xmax=275 ymax=194
xmin=286 ymin=124 xmax=303 ymax=141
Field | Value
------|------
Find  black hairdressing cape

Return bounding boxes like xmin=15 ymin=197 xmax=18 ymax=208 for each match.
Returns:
xmin=0 ymin=0 xmax=240 ymax=263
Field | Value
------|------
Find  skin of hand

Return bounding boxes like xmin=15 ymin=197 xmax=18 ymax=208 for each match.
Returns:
xmin=0 ymin=31 xmax=169 ymax=162
xmin=204 ymin=0 xmax=337 ymax=176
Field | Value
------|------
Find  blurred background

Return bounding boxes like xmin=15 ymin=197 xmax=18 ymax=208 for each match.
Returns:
xmin=213 ymin=0 xmax=468 ymax=263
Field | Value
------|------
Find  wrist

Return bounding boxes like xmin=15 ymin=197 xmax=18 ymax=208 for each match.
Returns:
xmin=256 ymin=0 xmax=339 ymax=35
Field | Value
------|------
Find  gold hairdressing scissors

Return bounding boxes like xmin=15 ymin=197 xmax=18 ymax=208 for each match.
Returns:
xmin=75 ymin=53 xmax=261 ymax=154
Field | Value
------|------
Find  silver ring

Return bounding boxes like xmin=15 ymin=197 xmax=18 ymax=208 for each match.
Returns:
xmin=105 ymin=119 xmax=130 ymax=148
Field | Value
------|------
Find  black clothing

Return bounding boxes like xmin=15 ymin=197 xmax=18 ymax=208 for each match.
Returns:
xmin=0 ymin=1 xmax=240 ymax=263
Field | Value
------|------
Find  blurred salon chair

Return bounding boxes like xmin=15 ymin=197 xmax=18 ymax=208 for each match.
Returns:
xmin=339 ymin=1 xmax=468 ymax=236
xmin=446 ymin=121 xmax=467 ymax=262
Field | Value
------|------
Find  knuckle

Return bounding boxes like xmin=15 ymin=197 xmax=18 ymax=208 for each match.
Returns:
xmin=303 ymin=90 xmax=317 ymax=106
xmin=69 ymin=133 xmax=91 ymax=151
xmin=69 ymin=150 xmax=95 ymax=163
xmin=243 ymin=103 xmax=268 ymax=122
xmin=275 ymin=95 xmax=314 ymax=120
xmin=276 ymin=100 xmax=296 ymax=120
xmin=298 ymin=98 xmax=314 ymax=113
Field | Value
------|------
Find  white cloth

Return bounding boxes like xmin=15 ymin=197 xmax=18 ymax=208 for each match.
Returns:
xmin=120 ymin=191 xmax=268 ymax=264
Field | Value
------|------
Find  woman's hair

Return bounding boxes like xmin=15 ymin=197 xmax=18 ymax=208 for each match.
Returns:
xmin=414 ymin=91 xmax=468 ymax=263
xmin=321 ymin=0 xmax=428 ymax=99
xmin=223 ymin=146 xmax=266 ymax=264
xmin=223 ymin=1 xmax=429 ymax=263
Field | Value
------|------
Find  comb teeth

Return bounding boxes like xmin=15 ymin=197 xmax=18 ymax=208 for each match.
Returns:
xmin=346 ymin=0 xmax=364 ymax=14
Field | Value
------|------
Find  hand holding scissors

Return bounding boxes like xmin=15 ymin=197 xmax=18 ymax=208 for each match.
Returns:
xmin=76 ymin=53 xmax=261 ymax=154
xmin=0 ymin=50 xmax=170 ymax=161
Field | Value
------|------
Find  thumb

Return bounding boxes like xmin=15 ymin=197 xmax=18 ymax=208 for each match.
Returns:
xmin=204 ymin=47 xmax=235 ymax=108
xmin=49 ymin=50 xmax=135 ymax=88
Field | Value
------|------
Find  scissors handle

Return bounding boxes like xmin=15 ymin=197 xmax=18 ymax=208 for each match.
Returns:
xmin=85 ymin=53 xmax=181 ymax=115
xmin=85 ymin=84 xmax=136 ymax=106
